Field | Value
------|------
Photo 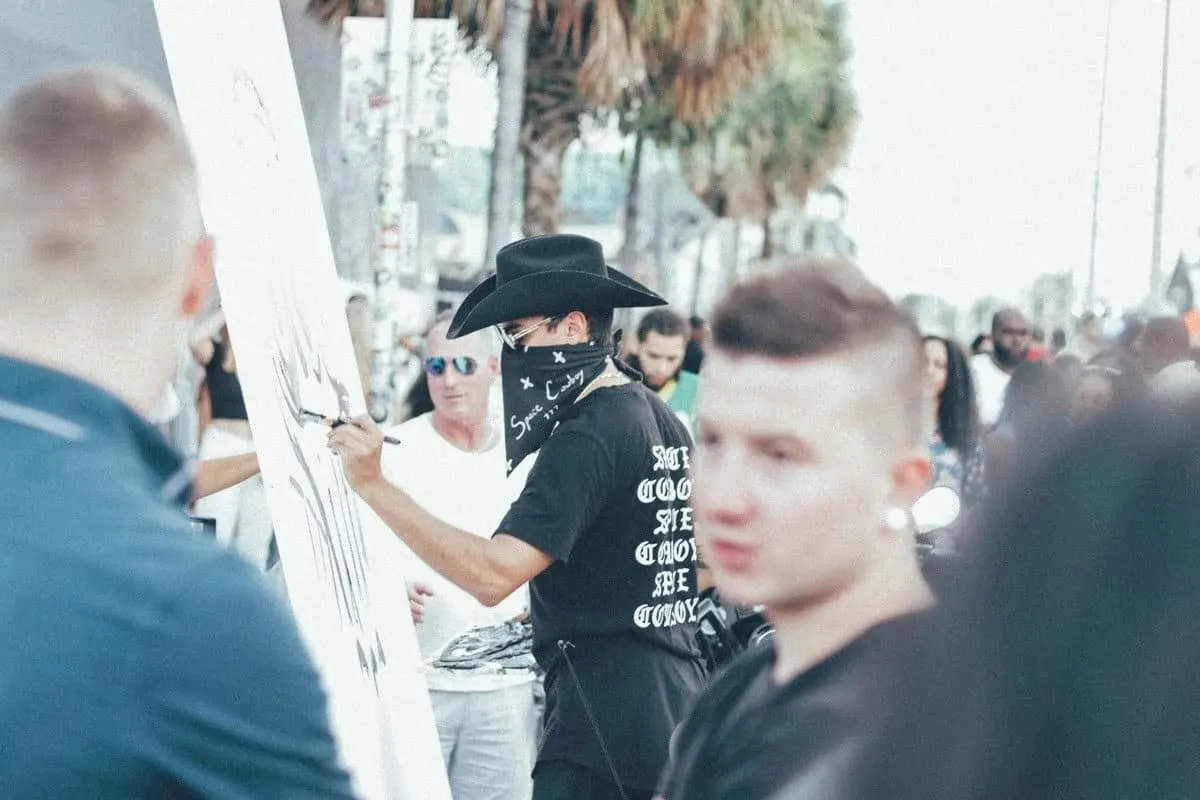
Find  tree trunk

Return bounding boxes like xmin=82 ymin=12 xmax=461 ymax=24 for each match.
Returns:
xmin=483 ymin=0 xmax=532 ymax=273
xmin=761 ymin=214 xmax=773 ymax=260
xmin=690 ymin=229 xmax=708 ymax=316
xmin=519 ymin=48 xmax=584 ymax=236
xmin=521 ymin=134 xmax=574 ymax=236
xmin=618 ymin=129 xmax=646 ymax=272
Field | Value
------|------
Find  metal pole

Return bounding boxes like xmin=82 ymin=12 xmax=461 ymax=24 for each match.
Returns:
xmin=483 ymin=0 xmax=533 ymax=276
xmin=368 ymin=0 xmax=415 ymax=422
xmin=1150 ymin=0 xmax=1172 ymax=306
xmin=1085 ymin=0 xmax=1115 ymax=310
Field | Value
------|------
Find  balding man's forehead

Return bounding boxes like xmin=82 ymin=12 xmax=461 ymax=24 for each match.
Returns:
xmin=994 ymin=310 xmax=1028 ymax=331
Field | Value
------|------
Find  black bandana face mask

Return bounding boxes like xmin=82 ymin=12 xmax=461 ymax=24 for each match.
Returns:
xmin=500 ymin=340 xmax=612 ymax=473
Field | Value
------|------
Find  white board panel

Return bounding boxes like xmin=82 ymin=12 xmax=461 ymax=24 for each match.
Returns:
xmin=153 ymin=3 xmax=451 ymax=798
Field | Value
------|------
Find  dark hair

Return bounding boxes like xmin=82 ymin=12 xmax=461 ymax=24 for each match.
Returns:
xmin=1075 ymin=363 xmax=1144 ymax=410
xmin=1087 ymin=348 xmax=1140 ymax=377
xmin=551 ymin=308 xmax=615 ymax=348
xmin=400 ymin=371 xmax=433 ymax=421
xmin=637 ymin=308 xmax=688 ymax=342
xmin=924 ymin=335 xmax=978 ymax=456
xmin=1052 ymin=352 xmax=1085 ymax=390
xmin=1051 ymin=327 xmax=1067 ymax=349
xmin=1117 ymin=317 xmax=1144 ymax=350
xmin=969 ymin=334 xmax=990 ymax=355
xmin=1143 ymin=316 xmax=1191 ymax=361
xmin=998 ymin=360 xmax=1068 ymax=447
xmin=712 ymin=257 xmax=924 ymax=442
xmin=844 ymin=402 xmax=1200 ymax=799
xmin=689 ymin=315 xmax=705 ymax=329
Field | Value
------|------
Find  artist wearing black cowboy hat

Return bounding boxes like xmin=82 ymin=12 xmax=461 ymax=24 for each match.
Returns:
xmin=329 ymin=234 xmax=707 ymax=800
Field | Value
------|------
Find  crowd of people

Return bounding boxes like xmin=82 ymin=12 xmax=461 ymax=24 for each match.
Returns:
xmin=5 ymin=65 xmax=1200 ymax=800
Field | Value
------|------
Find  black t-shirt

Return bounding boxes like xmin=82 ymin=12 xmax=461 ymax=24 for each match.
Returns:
xmin=498 ymin=381 xmax=705 ymax=790
xmin=655 ymin=612 xmax=931 ymax=800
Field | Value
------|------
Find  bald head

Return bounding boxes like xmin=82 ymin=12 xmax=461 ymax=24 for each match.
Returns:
xmin=990 ymin=307 xmax=1031 ymax=369
xmin=1139 ymin=316 xmax=1191 ymax=375
xmin=0 ymin=66 xmax=204 ymax=306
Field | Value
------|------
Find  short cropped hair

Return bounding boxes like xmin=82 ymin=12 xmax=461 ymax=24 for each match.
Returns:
xmin=548 ymin=308 xmax=615 ymax=349
xmin=637 ymin=308 xmax=688 ymax=342
xmin=0 ymin=66 xmax=201 ymax=304
xmin=711 ymin=257 xmax=925 ymax=444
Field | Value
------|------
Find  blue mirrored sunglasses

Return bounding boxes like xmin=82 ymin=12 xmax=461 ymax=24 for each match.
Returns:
xmin=423 ymin=355 xmax=478 ymax=377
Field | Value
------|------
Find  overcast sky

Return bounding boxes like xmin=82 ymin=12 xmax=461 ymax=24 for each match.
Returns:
xmin=443 ymin=2 xmax=1200 ymax=310
xmin=840 ymin=0 xmax=1200 ymax=310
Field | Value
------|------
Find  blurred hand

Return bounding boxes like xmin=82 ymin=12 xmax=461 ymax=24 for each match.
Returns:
xmin=407 ymin=581 xmax=434 ymax=624
xmin=327 ymin=414 xmax=384 ymax=491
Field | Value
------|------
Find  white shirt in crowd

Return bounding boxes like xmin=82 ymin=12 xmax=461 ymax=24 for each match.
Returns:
xmin=380 ymin=413 xmax=534 ymax=692
xmin=1151 ymin=361 xmax=1200 ymax=404
xmin=147 ymin=385 xmax=182 ymax=426
xmin=970 ymin=353 xmax=1011 ymax=427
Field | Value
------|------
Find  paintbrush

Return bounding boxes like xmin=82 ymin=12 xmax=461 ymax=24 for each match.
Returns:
xmin=299 ymin=408 xmax=402 ymax=445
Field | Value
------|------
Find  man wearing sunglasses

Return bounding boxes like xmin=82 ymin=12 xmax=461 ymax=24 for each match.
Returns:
xmin=378 ymin=311 xmax=537 ymax=800
xmin=330 ymin=234 xmax=705 ymax=800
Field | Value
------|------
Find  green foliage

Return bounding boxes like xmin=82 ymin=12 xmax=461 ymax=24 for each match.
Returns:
xmin=675 ymin=1 xmax=858 ymax=219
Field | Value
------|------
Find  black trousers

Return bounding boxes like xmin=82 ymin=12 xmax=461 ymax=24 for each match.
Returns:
xmin=532 ymin=760 xmax=654 ymax=800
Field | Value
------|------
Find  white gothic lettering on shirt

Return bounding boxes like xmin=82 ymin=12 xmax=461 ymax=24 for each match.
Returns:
xmin=633 ymin=597 xmax=700 ymax=630
xmin=637 ymin=476 xmax=693 ymax=504
xmin=630 ymin=442 xmax=699 ymax=630
xmin=653 ymin=507 xmax=694 ymax=537
xmin=651 ymin=445 xmax=690 ymax=472
xmin=634 ymin=538 xmax=699 ymax=567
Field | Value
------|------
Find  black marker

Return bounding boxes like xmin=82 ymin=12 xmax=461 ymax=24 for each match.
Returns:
xmin=299 ymin=408 xmax=402 ymax=445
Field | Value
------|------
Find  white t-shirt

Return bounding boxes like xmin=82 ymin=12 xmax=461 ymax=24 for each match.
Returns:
xmin=380 ymin=413 xmax=533 ymax=691
xmin=1151 ymin=361 xmax=1200 ymax=403
xmin=146 ymin=385 xmax=182 ymax=426
xmin=970 ymin=353 xmax=1011 ymax=427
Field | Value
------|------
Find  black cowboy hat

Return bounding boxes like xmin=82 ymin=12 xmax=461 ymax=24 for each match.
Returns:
xmin=447 ymin=233 xmax=666 ymax=338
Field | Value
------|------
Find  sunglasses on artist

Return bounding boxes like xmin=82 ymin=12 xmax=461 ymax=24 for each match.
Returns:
xmin=496 ymin=315 xmax=564 ymax=350
xmin=423 ymin=356 xmax=478 ymax=377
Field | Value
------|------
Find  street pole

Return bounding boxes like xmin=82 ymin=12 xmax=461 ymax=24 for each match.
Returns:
xmin=483 ymin=0 xmax=533 ymax=278
xmin=1086 ymin=0 xmax=1115 ymax=311
xmin=368 ymin=0 xmax=416 ymax=422
xmin=1149 ymin=0 xmax=1172 ymax=307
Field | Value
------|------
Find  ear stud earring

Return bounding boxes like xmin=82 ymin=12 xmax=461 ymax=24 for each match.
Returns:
xmin=884 ymin=507 xmax=910 ymax=532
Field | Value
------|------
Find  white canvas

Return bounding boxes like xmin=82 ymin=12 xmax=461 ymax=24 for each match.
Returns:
xmin=154 ymin=3 xmax=451 ymax=798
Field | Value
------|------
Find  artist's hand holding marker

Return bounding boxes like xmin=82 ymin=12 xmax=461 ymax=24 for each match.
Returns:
xmin=325 ymin=414 xmax=388 ymax=491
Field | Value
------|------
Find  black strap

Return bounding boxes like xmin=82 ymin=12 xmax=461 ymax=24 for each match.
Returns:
xmin=556 ymin=639 xmax=630 ymax=800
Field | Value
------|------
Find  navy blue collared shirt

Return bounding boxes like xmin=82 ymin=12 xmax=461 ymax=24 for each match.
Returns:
xmin=0 ymin=356 xmax=355 ymax=799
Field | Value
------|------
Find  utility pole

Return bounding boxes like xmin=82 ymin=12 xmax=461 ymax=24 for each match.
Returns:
xmin=1086 ymin=0 xmax=1115 ymax=311
xmin=1149 ymin=0 xmax=1172 ymax=307
xmin=368 ymin=0 xmax=416 ymax=422
xmin=483 ymin=0 xmax=533 ymax=277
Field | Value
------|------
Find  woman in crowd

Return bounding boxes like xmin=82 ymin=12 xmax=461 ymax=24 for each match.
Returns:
xmin=1069 ymin=363 xmax=1143 ymax=426
xmin=190 ymin=309 xmax=273 ymax=570
xmin=921 ymin=336 xmax=983 ymax=550
xmin=816 ymin=401 xmax=1200 ymax=799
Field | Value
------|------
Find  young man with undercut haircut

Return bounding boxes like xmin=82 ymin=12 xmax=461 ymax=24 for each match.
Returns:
xmin=0 ymin=67 xmax=351 ymax=797
xmin=655 ymin=258 xmax=935 ymax=800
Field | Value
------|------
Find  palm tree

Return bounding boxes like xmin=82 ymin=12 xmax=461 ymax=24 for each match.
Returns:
xmin=306 ymin=0 xmax=386 ymax=26
xmin=411 ymin=0 xmax=815 ymax=236
xmin=677 ymin=0 xmax=857 ymax=259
